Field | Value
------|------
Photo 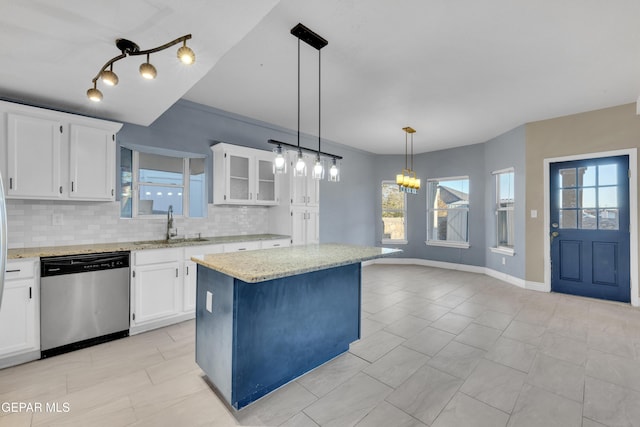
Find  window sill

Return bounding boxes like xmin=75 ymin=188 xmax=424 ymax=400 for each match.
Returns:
xmin=425 ymin=241 xmax=470 ymax=249
xmin=382 ymin=239 xmax=408 ymax=245
xmin=490 ymin=247 xmax=515 ymax=256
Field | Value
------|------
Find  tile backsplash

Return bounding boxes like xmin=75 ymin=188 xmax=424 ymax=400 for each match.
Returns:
xmin=7 ymin=200 xmax=271 ymax=248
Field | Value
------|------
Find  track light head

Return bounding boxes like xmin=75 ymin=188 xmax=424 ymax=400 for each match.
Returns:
xmin=139 ymin=60 xmax=157 ymax=80
xmin=177 ymin=43 xmax=195 ymax=65
xmin=87 ymin=85 xmax=103 ymax=102
xmin=100 ymin=69 xmax=119 ymax=86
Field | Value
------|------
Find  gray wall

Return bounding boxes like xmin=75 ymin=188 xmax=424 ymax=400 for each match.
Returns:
xmin=118 ymin=99 xmax=377 ymax=246
xmin=484 ymin=125 xmax=526 ymax=279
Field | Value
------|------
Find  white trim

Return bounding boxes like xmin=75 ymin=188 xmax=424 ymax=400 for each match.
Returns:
xmin=369 ymin=257 xmax=529 ymax=289
xmin=491 ymin=167 xmax=515 ymax=175
xmin=525 ymin=281 xmax=548 ymax=292
xmin=490 ymin=247 xmax=515 ymax=256
xmin=382 ymin=239 xmax=408 ymax=245
xmin=543 ymin=148 xmax=638 ymax=307
xmin=425 ymin=241 xmax=470 ymax=249
xmin=426 ymin=175 xmax=470 ymax=183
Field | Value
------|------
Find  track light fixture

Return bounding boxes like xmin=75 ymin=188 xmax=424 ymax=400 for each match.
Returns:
xmin=87 ymin=34 xmax=195 ymax=102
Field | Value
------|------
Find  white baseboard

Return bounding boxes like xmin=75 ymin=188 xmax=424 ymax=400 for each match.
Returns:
xmin=369 ymin=257 xmax=544 ymax=293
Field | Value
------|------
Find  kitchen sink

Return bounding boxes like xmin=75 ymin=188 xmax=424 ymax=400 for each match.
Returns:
xmin=133 ymin=237 xmax=210 ymax=246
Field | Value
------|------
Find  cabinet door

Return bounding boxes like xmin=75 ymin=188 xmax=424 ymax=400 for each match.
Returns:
xmin=291 ymin=208 xmax=308 ymax=246
xmin=227 ymin=152 xmax=253 ymax=203
xmin=7 ymin=113 xmax=62 ymax=198
xmin=183 ymin=260 xmax=197 ymax=312
xmin=132 ymin=262 xmax=181 ymax=325
xmin=307 ymin=209 xmax=320 ymax=244
xmin=69 ymin=125 xmax=115 ymax=200
xmin=0 ymin=279 xmax=36 ymax=357
xmin=255 ymin=153 xmax=278 ymax=205
xmin=306 ymin=173 xmax=320 ymax=207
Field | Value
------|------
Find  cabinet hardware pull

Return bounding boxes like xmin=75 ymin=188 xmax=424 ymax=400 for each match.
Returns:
xmin=71 ymin=182 xmax=74 ymax=192
xmin=59 ymin=186 xmax=63 ymax=194
xmin=5 ymin=269 xmax=20 ymax=273
xmin=132 ymin=271 xmax=136 ymax=278
xmin=132 ymin=313 xmax=136 ymax=321
xmin=176 ymin=268 xmax=179 ymax=277
xmin=186 ymin=266 xmax=189 ymax=275
xmin=112 ymin=134 xmax=115 ymax=141
xmin=59 ymin=125 xmax=63 ymax=133
xmin=238 ymin=248 xmax=246 ymax=251
xmin=111 ymin=189 xmax=114 ymax=196
xmin=29 ymin=287 xmax=32 ymax=299
xmin=9 ymin=177 xmax=13 ymax=190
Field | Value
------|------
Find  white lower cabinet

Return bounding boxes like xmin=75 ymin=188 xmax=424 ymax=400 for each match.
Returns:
xmin=0 ymin=258 xmax=40 ymax=369
xmin=291 ymin=207 xmax=319 ymax=245
xmin=130 ymin=248 xmax=184 ymax=335
xmin=182 ymin=244 xmax=224 ymax=313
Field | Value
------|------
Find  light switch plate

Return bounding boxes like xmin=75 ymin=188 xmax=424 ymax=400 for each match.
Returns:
xmin=206 ymin=291 xmax=213 ymax=313
xmin=530 ymin=210 xmax=538 ymax=218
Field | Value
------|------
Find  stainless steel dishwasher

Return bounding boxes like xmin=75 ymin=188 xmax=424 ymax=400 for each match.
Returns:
xmin=40 ymin=251 xmax=130 ymax=358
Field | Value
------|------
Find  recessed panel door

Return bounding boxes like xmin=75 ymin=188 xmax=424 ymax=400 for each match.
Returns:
xmin=550 ymin=155 xmax=630 ymax=302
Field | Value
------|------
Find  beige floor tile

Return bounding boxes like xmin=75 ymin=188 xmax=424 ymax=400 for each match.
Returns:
xmin=431 ymin=392 xmax=509 ymax=427
xmin=296 ymin=352 xmax=369 ymax=398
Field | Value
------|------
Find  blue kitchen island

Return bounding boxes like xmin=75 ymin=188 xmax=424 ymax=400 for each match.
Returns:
xmin=191 ymin=243 xmax=398 ymax=410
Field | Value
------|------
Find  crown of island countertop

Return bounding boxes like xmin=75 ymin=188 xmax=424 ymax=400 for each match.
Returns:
xmin=8 ymin=234 xmax=290 ymax=259
xmin=191 ymin=243 xmax=401 ymax=283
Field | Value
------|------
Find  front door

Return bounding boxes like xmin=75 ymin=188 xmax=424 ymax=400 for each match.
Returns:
xmin=550 ymin=155 xmax=630 ymax=302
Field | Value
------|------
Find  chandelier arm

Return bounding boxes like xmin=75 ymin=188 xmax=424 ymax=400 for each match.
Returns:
xmin=91 ymin=53 xmax=127 ymax=84
xmin=129 ymin=34 xmax=192 ymax=56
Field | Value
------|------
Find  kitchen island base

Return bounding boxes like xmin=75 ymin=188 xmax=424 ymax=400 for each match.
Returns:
xmin=195 ymin=262 xmax=361 ymax=410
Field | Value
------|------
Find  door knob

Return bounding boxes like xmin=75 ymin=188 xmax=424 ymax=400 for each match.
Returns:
xmin=551 ymin=223 xmax=559 ymax=228
xmin=550 ymin=231 xmax=559 ymax=243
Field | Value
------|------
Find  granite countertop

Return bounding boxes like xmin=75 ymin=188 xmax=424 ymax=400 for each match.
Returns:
xmin=8 ymin=234 xmax=290 ymax=259
xmin=191 ymin=243 xmax=401 ymax=283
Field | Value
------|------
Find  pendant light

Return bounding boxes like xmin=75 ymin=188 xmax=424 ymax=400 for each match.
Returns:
xmin=268 ymin=23 xmax=341 ymax=182
xmin=396 ymin=126 xmax=421 ymax=194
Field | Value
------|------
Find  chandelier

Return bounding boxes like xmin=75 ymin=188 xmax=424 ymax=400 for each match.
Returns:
xmin=396 ymin=126 xmax=420 ymax=193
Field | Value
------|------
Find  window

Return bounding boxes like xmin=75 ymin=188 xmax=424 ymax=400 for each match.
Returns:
xmin=382 ymin=181 xmax=407 ymax=243
xmin=493 ymin=168 xmax=515 ymax=254
xmin=427 ymin=176 xmax=470 ymax=247
xmin=120 ymin=147 xmax=206 ymax=218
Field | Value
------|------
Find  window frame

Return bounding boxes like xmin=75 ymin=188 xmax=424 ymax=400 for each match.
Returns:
xmin=120 ymin=146 xmax=206 ymax=219
xmin=381 ymin=180 xmax=408 ymax=244
xmin=426 ymin=175 xmax=470 ymax=248
xmin=491 ymin=168 xmax=515 ymax=256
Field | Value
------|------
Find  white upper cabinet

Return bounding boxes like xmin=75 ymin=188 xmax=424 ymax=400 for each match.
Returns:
xmin=69 ymin=125 xmax=116 ymax=201
xmin=212 ymin=143 xmax=279 ymax=205
xmin=7 ymin=113 xmax=63 ymax=199
xmin=0 ymin=100 xmax=122 ymax=201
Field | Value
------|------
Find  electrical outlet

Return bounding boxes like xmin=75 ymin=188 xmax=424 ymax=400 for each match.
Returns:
xmin=52 ymin=213 xmax=64 ymax=226
xmin=206 ymin=291 xmax=213 ymax=313
xmin=502 ymin=257 xmax=506 ymax=265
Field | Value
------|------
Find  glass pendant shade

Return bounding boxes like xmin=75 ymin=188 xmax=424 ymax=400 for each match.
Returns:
xmin=294 ymin=151 xmax=307 ymax=177
xmin=328 ymin=158 xmax=340 ymax=182
xmin=312 ymin=156 xmax=324 ymax=180
xmin=273 ymin=146 xmax=287 ymax=174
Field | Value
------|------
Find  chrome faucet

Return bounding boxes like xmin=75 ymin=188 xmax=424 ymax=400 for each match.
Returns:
xmin=166 ymin=205 xmax=177 ymax=241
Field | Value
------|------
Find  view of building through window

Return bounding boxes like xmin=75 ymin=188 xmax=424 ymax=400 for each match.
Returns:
xmin=427 ymin=177 xmax=469 ymax=244
xmin=382 ymin=181 xmax=406 ymax=242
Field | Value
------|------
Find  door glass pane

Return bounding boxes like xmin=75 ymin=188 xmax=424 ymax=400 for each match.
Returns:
xmin=230 ymin=177 xmax=249 ymax=200
xmin=599 ymin=209 xmax=619 ymax=230
xmin=598 ymin=164 xmax=617 ymax=186
xmin=561 ymin=189 xmax=577 ymax=208
xmin=559 ymin=168 xmax=576 ymax=187
xmin=579 ymin=210 xmax=597 ymax=229
xmin=579 ymin=188 xmax=596 ymax=208
xmin=598 ymin=186 xmax=617 ymax=208
xmin=560 ymin=210 xmax=577 ymax=229
xmin=579 ymin=166 xmax=596 ymax=187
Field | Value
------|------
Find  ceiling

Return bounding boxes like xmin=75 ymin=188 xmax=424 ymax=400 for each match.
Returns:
xmin=2 ymin=1 xmax=640 ymax=154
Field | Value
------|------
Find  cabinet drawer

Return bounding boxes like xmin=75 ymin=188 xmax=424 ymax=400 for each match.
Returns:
xmin=223 ymin=241 xmax=261 ymax=253
xmin=183 ymin=244 xmax=224 ymax=258
xmin=5 ymin=260 xmax=36 ymax=280
xmin=133 ymin=249 xmax=181 ymax=266
xmin=261 ymin=239 xmax=290 ymax=249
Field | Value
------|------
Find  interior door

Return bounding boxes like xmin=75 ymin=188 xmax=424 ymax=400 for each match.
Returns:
xmin=550 ymin=155 xmax=630 ymax=302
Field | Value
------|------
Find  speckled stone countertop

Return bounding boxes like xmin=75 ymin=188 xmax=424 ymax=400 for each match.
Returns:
xmin=8 ymin=234 xmax=289 ymax=259
xmin=192 ymin=243 xmax=401 ymax=283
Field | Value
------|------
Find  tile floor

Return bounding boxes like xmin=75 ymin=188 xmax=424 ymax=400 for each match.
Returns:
xmin=1 ymin=264 xmax=640 ymax=426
